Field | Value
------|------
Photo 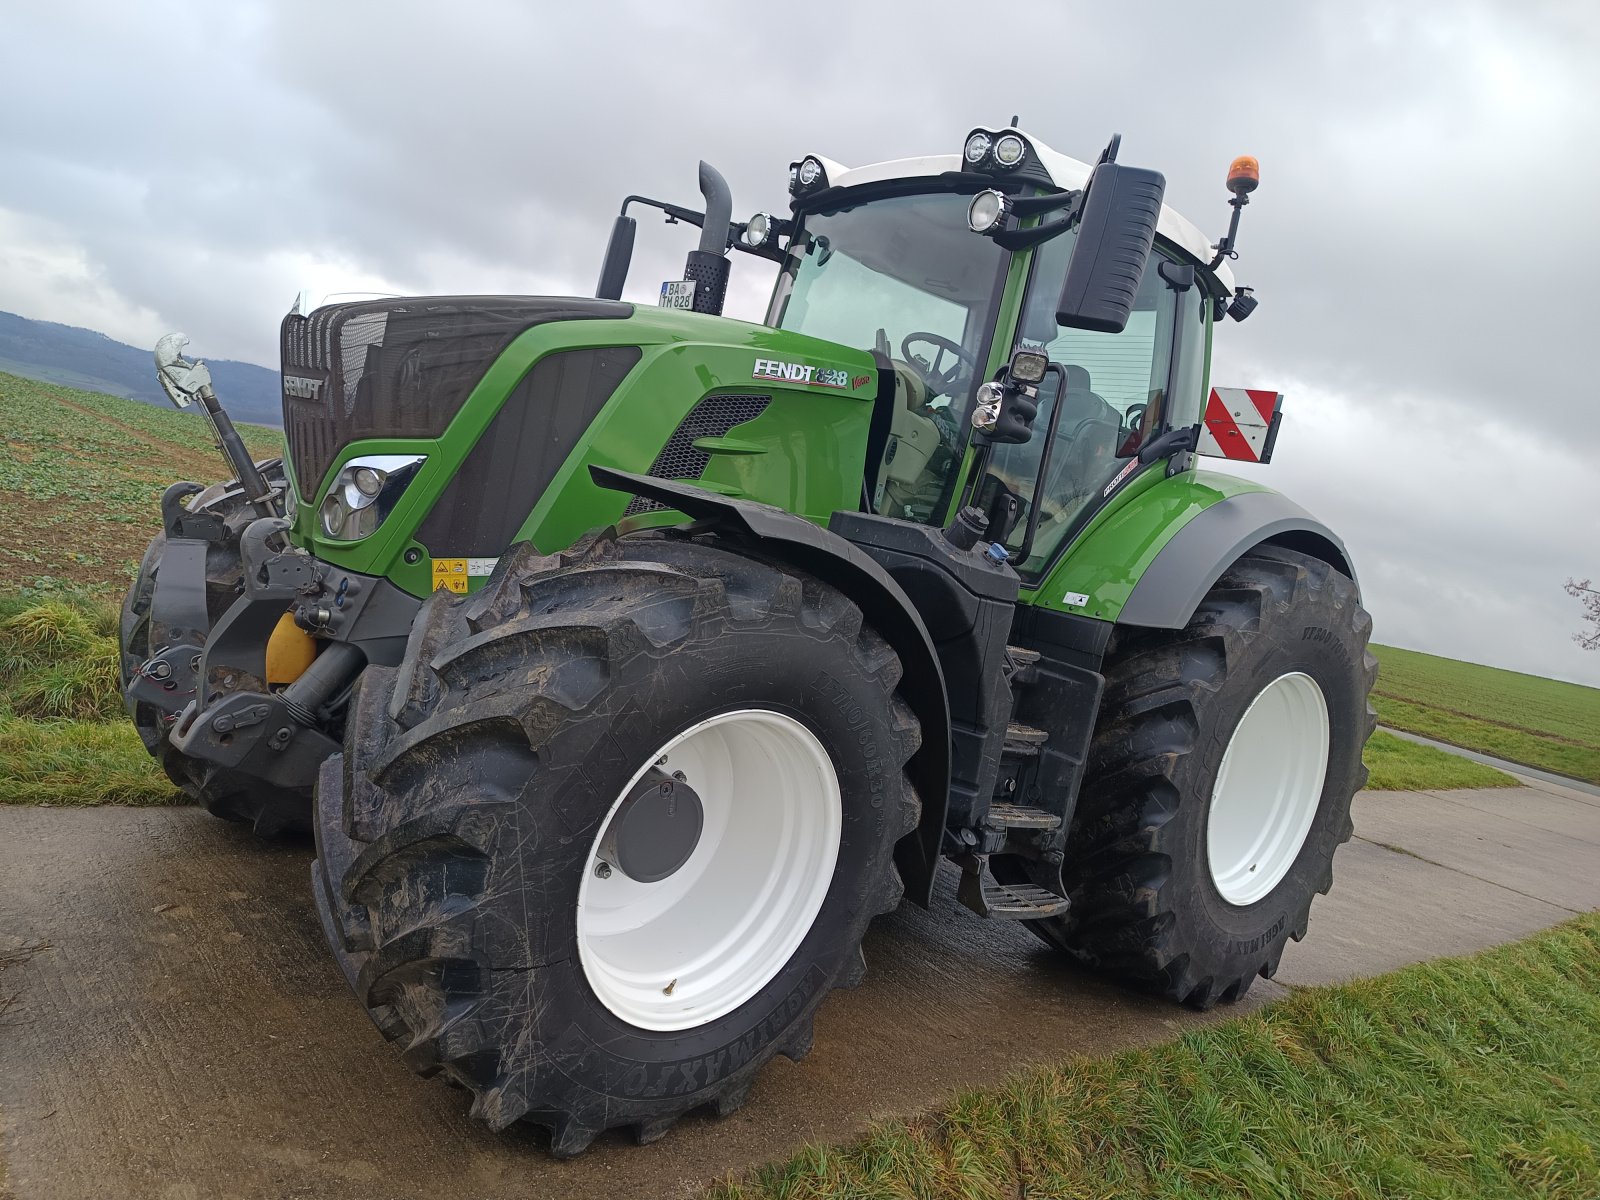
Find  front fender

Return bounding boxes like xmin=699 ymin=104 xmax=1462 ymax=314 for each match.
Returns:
xmin=591 ymin=466 xmax=952 ymax=907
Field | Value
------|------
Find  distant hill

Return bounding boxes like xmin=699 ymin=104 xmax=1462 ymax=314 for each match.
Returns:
xmin=0 ymin=310 xmax=281 ymax=427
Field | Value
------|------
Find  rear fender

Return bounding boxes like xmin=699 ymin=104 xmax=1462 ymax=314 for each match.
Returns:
xmin=1118 ymin=490 xmax=1358 ymax=629
xmin=591 ymin=466 xmax=951 ymax=907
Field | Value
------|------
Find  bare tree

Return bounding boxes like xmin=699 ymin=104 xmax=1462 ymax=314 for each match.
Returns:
xmin=1567 ymin=578 xmax=1600 ymax=650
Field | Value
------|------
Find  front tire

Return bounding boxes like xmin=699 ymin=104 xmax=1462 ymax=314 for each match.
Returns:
xmin=312 ymin=531 xmax=919 ymax=1153
xmin=1025 ymin=546 xmax=1377 ymax=1007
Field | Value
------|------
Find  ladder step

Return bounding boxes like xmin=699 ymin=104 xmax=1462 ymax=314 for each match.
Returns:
xmin=1003 ymin=723 xmax=1049 ymax=758
xmin=1005 ymin=645 xmax=1042 ymax=667
xmin=985 ymin=802 xmax=1061 ymax=831
xmin=958 ymin=867 xmax=1071 ymax=920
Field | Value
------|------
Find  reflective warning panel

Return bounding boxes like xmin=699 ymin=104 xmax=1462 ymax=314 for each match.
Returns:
xmin=1197 ymin=387 xmax=1283 ymax=463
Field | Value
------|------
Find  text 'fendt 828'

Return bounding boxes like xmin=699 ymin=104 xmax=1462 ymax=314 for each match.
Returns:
xmin=122 ymin=125 xmax=1376 ymax=1155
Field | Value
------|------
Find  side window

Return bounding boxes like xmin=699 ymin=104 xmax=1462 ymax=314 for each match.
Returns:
xmin=979 ymin=236 xmax=1188 ymax=577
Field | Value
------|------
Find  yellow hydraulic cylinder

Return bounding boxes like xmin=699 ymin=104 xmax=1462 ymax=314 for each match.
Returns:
xmin=264 ymin=611 xmax=318 ymax=686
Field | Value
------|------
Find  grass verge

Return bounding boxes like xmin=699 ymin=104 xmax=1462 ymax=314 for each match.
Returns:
xmin=0 ymin=591 xmax=180 ymax=806
xmin=713 ymin=913 xmax=1600 ymax=1200
xmin=1362 ymin=729 xmax=1517 ymax=791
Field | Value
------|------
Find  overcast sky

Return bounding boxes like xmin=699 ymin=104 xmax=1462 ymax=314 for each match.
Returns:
xmin=2 ymin=0 xmax=1596 ymax=685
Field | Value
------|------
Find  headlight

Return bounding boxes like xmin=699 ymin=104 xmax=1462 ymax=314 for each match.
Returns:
xmin=319 ymin=453 xmax=426 ymax=542
xmin=994 ymin=134 xmax=1026 ymax=168
xmin=967 ymin=189 xmax=1010 ymax=233
xmin=964 ymin=132 xmax=992 ymax=164
xmin=742 ymin=212 xmax=772 ymax=248
xmin=321 ymin=493 xmax=350 ymax=538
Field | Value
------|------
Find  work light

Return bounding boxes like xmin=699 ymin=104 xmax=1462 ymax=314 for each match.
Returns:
xmin=964 ymin=132 xmax=992 ymax=164
xmin=994 ymin=134 xmax=1026 ymax=168
xmin=797 ymin=158 xmax=822 ymax=187
xmin=742 ymin=213 xmax=772 ymax=248
xmin=967 ymin=189 xmax=1010 ymax=233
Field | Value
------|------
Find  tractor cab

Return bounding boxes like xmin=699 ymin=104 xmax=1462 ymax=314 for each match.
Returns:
xmin=763 ymin=129 xmax=1246 ymax=580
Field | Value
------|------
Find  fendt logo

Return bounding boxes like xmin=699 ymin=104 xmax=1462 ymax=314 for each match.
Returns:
xmin=282 ymin=374 xmax=324 ymax=400
xmin=752 ymin=359 xmax=856 ymax=390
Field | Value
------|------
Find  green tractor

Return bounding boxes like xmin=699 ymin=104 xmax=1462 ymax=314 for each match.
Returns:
xmin=121 ymin=126 xmax=1376 ymax=1154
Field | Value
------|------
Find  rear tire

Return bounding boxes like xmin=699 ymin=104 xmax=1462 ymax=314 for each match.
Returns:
xmin=119 ymin=463 xmax=309 ymax=836
xmin=312 ymin=530 xmax=919 ymax=1153
xmin=1023 ymin=546 xmax=1376 ymax=1007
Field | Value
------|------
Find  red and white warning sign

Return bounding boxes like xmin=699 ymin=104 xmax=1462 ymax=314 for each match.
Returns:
xmin=1197 ymin=387 xmax=1282 ymax=463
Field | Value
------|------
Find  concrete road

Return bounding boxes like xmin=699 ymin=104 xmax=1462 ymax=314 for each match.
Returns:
xmin=2 ymin=773 xmax=1596 ymax=1200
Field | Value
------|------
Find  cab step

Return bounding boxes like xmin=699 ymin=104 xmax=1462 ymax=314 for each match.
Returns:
xmin=1003 ymin=645 xmax=1042 ymax=687
xmin=1005 ymin=645 xmax=1042 ymax=667
xmin=1002 ymin=723 xmax=1049 ymax=758
xmin=984 ymin=802 xmax=1061 ymax=831
xmin=956 ymin=859 xmax=1071 ymax=920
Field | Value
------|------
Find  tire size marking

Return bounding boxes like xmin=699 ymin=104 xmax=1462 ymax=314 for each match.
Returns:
xmin=811 ymin=672 xmax=885 ymax=809
xmin=1229 ymin=914 xmax=1286 ymax=956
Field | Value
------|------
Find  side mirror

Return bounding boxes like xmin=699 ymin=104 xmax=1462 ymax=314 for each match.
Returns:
xmin=1056 ymin=160 xmax=1166 ymax=334
xmin=595 ymin=214 xmax=637 ymax=300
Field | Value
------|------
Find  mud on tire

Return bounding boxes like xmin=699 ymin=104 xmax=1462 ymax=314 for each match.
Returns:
xmin=119 ymin=462 xmax=310 ymax=835
xmin=312 ymin=529 xmax=921 ymax=1154
xmin=1022 ymin=545 xmax=1377 ymax=1008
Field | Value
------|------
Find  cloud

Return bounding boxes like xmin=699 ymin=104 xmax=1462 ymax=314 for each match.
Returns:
xmin=0 ymin=0 xmax=1595 ymax=683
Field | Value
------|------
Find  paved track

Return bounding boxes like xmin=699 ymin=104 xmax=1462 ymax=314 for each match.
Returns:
xmin=1 ymin=773 xmax=1595 ymax=1200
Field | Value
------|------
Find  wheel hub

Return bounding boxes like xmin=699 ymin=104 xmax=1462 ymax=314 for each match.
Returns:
xmin=597 ymin=768 xmax=704 ymax=883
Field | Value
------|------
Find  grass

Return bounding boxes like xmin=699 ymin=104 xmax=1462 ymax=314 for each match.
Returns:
xmin=1362 ymin=729 xmax=1517 ymax=791
xmin=0 ymin=591 xmax=180 ymax=806
xmin=1372 ymin=644 xmax=1600 ymax=786
xmin=710 ymin=913 xmax=1600 ymax=1200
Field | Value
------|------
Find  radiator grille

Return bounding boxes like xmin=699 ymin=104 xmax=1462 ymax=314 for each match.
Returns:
xmin=279 ymin=296 xmax=628 ymax=497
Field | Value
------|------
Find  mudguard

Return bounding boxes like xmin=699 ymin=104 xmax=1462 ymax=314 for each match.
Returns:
xmin=1118 ymin=490 xmax=1358 ymax=629
xmin=590 ymin=466 xmax=952 ymax=907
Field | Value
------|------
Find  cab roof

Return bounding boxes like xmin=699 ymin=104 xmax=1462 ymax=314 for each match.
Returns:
xmin=801 ymin=130 xmax=1234 ymax=291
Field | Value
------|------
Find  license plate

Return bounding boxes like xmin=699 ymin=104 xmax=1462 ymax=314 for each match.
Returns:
xmin=659 ymin=280 xmax=696 ymax=310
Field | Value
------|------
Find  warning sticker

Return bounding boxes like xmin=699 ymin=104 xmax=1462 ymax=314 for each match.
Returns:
xmin=431 ymin=556 xmax=497 ymax=593
xmin=431 ymin=557 xmax=469 ymax=594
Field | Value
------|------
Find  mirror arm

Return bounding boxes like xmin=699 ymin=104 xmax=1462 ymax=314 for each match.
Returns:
xmin=1136 ymin=424 xmax=1198 ymax=464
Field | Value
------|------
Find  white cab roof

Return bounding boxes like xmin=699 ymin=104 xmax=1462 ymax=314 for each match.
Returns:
xmin=822 ymin=134 xmax=1234 ymax=290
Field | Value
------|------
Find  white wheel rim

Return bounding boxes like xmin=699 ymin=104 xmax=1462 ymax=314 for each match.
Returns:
xmin=1205 ymin=671 xmax=1331 ymax=907
xmin=576 ymin=709 xmax=841 ymax=1031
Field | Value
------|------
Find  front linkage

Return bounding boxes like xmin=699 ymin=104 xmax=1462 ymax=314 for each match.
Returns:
xmin=137 ymin=510 xmax=419 ymax=815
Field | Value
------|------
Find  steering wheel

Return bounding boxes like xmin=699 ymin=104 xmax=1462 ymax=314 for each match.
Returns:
xmin=901 ymin=331 xmax=977 ymax=395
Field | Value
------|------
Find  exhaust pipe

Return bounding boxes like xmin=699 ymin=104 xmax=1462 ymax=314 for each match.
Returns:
xmin=683 ymin=160 xmax=732 ymax=316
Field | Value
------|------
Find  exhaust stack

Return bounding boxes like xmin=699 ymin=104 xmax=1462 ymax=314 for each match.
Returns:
xmin=682 ymin=160 xmax=732 ymax=316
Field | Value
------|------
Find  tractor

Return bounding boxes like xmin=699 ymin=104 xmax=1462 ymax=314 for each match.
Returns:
xmin=120 ymin=125 xmax=1377 ymax=1155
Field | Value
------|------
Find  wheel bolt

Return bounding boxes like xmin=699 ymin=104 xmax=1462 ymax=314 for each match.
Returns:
xmin=594 ymin=861 xmax=612 ymax=879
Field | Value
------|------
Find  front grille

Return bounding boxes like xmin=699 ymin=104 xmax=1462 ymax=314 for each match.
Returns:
xmin=280 ymin=295 xmax=629 ymax=497
xmin=624 ymin=393 xmax=772 ymax=515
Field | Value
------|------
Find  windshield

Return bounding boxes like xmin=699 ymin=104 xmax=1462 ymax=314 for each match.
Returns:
xmin=769 ymin=191 xmax=1010 ymax=521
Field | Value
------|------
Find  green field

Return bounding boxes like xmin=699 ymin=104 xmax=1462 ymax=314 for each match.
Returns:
xmin=0 ymin=370 xmax=280 ymax=596
xmin=1372 ymin=644 xmax=1600 ymax=785
xmin=709 ymin=914 xmax=1600 ymax=1200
